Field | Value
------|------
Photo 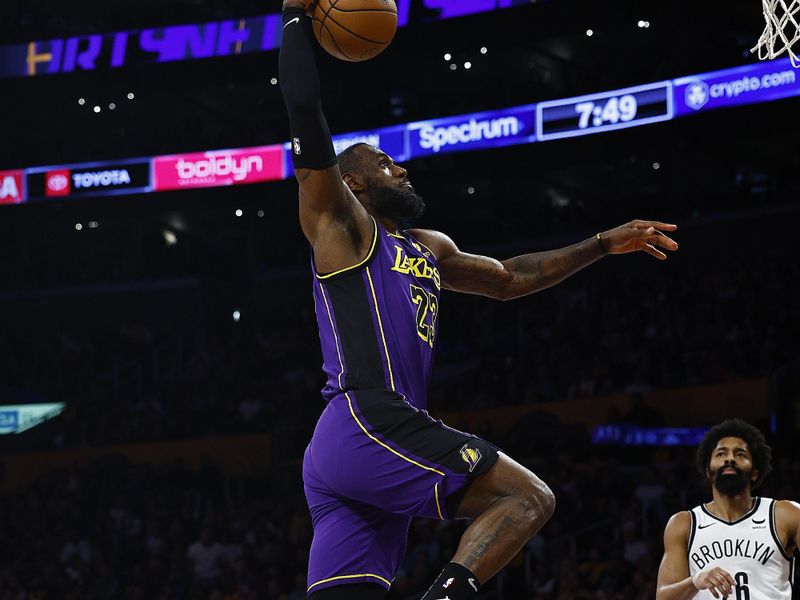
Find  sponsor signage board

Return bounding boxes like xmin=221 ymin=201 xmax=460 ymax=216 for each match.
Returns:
xmin=6 ymin=58 xmax=800 ymax=204
xmin=283 ymin=126 xmax=407 ymax=179
xmin=592 ymin=425 xmax=710 ymax=446
xmin=0 ymin=170 xmax=25 ymax=204
xmin=153 ymin=145 xmax=283 ymax=191
xmin=673 ymin=58 xmax=800 ymax=117
xmin=0 ymin=1 xmax=531 ymax=79
xmin=406 ymin=105 xmax=536 ymax=159
xmin=0 ymin=403 xmax=66 ymax=435
xmin=26 ymin=160 xmax=152 ymax=200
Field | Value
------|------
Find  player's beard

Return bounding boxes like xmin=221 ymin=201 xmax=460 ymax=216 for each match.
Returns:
xmin=712 ymin=464 xmax=750 ymax=496
xmin=366 ymin=179 xmax=425 ymax=222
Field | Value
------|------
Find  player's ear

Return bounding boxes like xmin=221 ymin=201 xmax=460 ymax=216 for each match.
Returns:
xmin=342 ymin=172 xmax=366 ymax=193
xmin=751 ymin=469 xmax=759 ymax=484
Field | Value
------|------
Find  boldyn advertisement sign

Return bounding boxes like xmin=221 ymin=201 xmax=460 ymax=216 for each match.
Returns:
xmin=153 ymin=145 xmax=283 ymax=191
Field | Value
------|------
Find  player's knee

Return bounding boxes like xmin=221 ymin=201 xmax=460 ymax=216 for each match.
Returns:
xmin=531 ymin=480 xmax=556 ymax=520
xmin=517 ymin=475 xmax=556 ymax=525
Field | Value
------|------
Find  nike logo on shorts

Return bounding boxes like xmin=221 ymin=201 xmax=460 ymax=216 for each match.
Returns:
xmin=468 ymin=578 xmax=478 ymax=592
xmin=284 ymin=17 xmax=300 ymax=28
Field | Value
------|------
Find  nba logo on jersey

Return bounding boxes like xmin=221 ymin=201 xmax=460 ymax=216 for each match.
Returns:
xmin=460 ymin=444 xmax=482 ymax=472
xmin=293 ymin=137 xmax=302 ymax=155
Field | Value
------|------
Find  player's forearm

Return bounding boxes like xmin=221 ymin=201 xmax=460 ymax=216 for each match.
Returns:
xmin=279 ymin=9 xmax=322 ymax=113
xmin=499 ymin=236 xmax=606 ymax=299
xmin=279 ymin=9 xmax=337 ymax=170
xmin=656 ymin=577 xmax=698 ymax=600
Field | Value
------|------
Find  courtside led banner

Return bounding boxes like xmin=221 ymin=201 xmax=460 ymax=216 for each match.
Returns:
xmin=26 ymin=160 xmax=152 ymax=201
xmin=284 ymin=126 xmax=408 ymax=179
xmin=407 ymin=105 xmax=537 ymax=158
xmin=0 ymin=1 xmax=530 ymax=79
xmin=4 ymin=57 xmax=799 ymax=205
xmin=0 ymin=170 xmax=25 ymax=204
xmin=153 ymin=146 xmax=283 ymax=191
xmin=0 ymin=403 xmax=65 ymax=435
xmin=592 ymin=425 xmax=710 ymax=446
xmin=673 ymin=60 xmax=798 ymax=117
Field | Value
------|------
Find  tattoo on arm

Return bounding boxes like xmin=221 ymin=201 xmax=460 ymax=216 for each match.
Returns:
xmin=421 ymin=228 xmax=606 ymax=300
xmin=499 ymin=237 xmax=606 ymax=299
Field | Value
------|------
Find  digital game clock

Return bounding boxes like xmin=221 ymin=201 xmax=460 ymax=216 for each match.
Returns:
xmin=537 ymin=81 xmax=674 ymax=141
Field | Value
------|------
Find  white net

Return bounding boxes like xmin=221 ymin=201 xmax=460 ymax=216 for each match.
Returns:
xmin=752 ymin=0 xmax=800 ymax=67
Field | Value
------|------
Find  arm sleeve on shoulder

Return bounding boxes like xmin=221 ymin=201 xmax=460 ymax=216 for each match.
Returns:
xmin=279 ymin=8 xmax=338 ymax=170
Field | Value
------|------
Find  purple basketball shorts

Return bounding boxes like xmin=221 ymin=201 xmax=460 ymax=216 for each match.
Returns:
xmin=302 ymin=389 xmax=500 ymax=596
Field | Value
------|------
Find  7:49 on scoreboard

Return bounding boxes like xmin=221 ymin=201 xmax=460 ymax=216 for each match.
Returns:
xmin=536 ymin=81 xmax=674 ymax=141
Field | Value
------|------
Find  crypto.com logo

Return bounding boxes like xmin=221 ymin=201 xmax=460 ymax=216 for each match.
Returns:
xmin=154 ymin=146 xmax=283 ymax=191
xmin=685 ymin=81 xmax=709 ymax=110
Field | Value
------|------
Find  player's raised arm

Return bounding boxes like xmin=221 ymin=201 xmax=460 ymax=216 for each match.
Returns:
xmin=408 ymin=220 xmax=678 ymax=301
xmin=656 ymin=512 xmax=736 ymax=600
xmin=279 ymin=0 xmax=372 ymax=262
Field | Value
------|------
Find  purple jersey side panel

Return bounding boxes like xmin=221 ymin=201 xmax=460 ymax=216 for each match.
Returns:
xmin=311 ymin=218 xmax=440 ymax=409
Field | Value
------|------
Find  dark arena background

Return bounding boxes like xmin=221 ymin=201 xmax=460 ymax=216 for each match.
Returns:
xmin=1 ymin=1 xmax=799 ymax=598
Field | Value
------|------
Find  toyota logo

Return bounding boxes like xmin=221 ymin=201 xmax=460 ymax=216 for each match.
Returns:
xmin=47 ymin=174 xmax=69 ymax=191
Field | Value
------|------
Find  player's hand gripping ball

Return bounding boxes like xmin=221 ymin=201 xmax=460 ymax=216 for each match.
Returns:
xmin=310 ymin=0 xmax=398 ymax=62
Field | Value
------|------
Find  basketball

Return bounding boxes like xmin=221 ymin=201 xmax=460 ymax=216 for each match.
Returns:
xmin=311 ymin=0 xmax=398 ymax=62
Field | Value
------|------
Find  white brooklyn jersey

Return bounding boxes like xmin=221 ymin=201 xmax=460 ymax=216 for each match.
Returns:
xmin=688 ymin=497 xmax=795 ymax=599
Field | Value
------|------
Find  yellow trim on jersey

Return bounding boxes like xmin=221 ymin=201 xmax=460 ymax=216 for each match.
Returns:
xmin=387 ymin=231 xmax=405 ymax=239
xmin=319 ymin=285 xmax=345 ymax=391
xmin=315 ymin=217 xmax=378 ymax=280
xmin=346 ymin=392 xmax=445 ymax=476
xmin=434 ymin=481 xmax=444 ymax=520
xmin=307 ymin=573 xmax=392 ymax=592
xmin=365 ymin=266 xmax=396 ymax=391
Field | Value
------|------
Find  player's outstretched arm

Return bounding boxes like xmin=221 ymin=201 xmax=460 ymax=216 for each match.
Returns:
xmin=279 ymin=0 xmax=372 ymax=267
xmin=408 ymin=220 xmax=678 ymax=300
xmin=656 ymin=512 xmax=736 ymax=600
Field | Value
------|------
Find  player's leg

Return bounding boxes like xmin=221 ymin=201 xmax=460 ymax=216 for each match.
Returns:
xmin=303 ymin=406 xmax=411 ymax=598
xmin=420 ymin=453 xmax=555 ymax=600
xmin=307 ymin=390 xmax=550 ymax=599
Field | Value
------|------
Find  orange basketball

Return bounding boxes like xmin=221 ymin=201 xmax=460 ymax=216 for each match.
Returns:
xmin=311 ymin=0 xmax=398 ymax=62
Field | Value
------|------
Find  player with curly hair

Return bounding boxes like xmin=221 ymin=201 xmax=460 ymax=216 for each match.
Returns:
xmin=656 ymin=419 xmax=799 ymax=599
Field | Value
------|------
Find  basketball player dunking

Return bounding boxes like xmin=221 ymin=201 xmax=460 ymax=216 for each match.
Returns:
xmin=279 ymin=2 xmax=679 ymax=598
xmin=657 ymin=419 xmax=800 ymax=599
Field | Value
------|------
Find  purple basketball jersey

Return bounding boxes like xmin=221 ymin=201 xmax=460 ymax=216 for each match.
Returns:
xmin=311 ymin=218 xmax=440 ymax=409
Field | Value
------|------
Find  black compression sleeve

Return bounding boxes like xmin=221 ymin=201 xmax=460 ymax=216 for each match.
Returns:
xmin=279 ymin=8 xmax=338 ymax=170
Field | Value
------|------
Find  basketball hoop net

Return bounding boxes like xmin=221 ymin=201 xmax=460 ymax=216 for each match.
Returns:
xmin=752 ymin=0 xmax=800 ymax=67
